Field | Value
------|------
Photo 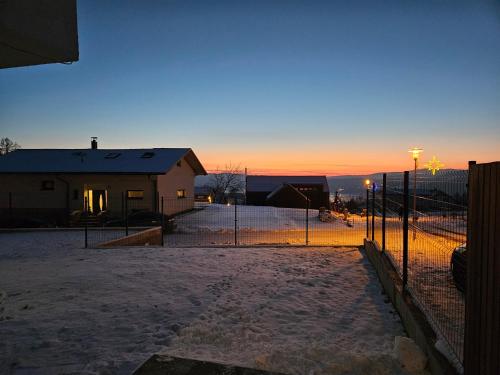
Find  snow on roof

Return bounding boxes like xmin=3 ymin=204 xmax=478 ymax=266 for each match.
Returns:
xmin=246 ymin=175 xmax=329 ymax=192
xmin=0 ymin=148 xmax=207 ymax=175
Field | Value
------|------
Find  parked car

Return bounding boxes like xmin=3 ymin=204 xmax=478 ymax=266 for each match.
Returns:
xmin=450 ymin=243 xmax=467 ymax=292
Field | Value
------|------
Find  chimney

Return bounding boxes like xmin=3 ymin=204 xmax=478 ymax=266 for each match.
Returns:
xmin=91 ymin=137 xmax=98 ymax=150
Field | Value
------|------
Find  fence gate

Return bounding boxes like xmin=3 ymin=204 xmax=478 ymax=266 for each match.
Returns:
xmin=464 ymin=161 xmax=500 ymax=375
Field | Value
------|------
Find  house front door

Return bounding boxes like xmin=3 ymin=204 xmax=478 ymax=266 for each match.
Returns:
xmin=92 ymin=190 xmax=107 ymax=213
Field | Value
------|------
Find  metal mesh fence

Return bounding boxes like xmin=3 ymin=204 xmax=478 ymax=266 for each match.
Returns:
xmin=408 ymin=170 xmax=467 ymax=369
xmin=163 ymin=199 xmax=363 ymax=247
xmin=371 ymin=170 xmax=467 ymax=370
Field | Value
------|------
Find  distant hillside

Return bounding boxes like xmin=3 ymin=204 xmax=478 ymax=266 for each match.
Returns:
xmin=196 ymin=169 xmax=467 ymax=197
xmin=328 ymin=169 xmax=467 ymax=197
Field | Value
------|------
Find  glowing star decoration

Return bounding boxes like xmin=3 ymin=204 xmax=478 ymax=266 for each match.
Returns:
xmin=425 ymin=156 xmax=444 ymax=175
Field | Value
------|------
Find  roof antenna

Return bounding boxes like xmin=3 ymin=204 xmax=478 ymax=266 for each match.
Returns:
xmin=91 ymin=137 xmax=98 ymax=150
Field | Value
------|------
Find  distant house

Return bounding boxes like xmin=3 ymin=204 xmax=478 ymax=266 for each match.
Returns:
xmin=246 ymin=175 xmax=330 ymax=209
xmin=0 ymin=139 xmax=206 ymax=224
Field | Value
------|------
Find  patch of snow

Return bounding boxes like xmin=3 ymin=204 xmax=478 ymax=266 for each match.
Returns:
xmin=1 ymin=231 xmax=418 ymax=374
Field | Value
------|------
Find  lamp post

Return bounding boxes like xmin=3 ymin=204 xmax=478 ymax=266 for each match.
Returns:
xmin=408 ymin=147 xmax=423 ymax=240
xmin=365 ymin=179 xmax=371 ymax=239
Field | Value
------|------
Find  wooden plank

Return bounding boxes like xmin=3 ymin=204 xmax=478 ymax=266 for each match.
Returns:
xmin=485 ymin=164 xmax=495 ymax=374
xmin=492 ymin=163 xmax=500 ymax=374
xmin=464 ymin=162 xmax=500 ymax=375
xmin=479 ymin=164 xmax=489 ymax=374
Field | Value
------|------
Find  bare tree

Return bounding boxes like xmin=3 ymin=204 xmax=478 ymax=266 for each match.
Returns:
xmin=208 ymin=163 xmax=244 ymax=203
xmin=0 ymin=138 xmax=20 ymax=155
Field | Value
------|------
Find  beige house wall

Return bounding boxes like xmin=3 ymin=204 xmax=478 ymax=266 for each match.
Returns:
xmin=157 ymin=156 xmax=195 ymax=215
xmin=0 ymin=156 xmax=198 ymax=217
xmin=0 ymin=174 xmax=155 ymax=216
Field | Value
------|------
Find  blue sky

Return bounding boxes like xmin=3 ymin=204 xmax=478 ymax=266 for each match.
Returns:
xmin=1 ymin=0 xmax=499 ymax=174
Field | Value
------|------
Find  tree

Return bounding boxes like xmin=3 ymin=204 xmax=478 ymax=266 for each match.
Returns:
xmin=208 ymin=163 xmax=244 ymax=204
xmin=0 ymin=138 xmax=20 ymax=155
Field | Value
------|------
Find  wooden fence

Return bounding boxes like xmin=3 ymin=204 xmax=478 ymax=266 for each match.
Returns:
xmin=464 ymin=161 xmax=500 ymax=375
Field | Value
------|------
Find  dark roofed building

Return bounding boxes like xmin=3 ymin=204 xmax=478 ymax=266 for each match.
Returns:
xmin=0 ymin=139 xmax=206 ymax=225
xmin=246 ymin=175 xmax=330 ymax=209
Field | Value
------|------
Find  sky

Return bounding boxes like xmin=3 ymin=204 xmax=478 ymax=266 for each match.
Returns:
xmin=1 ymin=0 xmax=499 ymax=175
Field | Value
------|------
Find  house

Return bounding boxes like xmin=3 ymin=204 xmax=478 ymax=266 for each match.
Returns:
xmin=246 ymin=175 xmax=330 ymax=209
xmin=0 ymin=139 xmax=206 ymax=225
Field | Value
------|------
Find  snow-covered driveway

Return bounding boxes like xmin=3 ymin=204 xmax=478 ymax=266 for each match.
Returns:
xmin=0 ymin=232 xmax=412 ymax=375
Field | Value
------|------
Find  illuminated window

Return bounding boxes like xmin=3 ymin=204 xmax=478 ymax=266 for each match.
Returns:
xmin=41 ymin=180 xmax=55 ymax=191
xmin=177 ymin=189 xmax=186 ymax=199
xmin=127 ymin=190 xmax=144 ymax=200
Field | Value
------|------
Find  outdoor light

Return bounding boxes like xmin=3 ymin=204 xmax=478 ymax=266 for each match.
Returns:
xmin=408 ymin=147 xmax=423 ymax=240
xmin=364 ymin=179 xmax=371 ymax=188
xmin=409 ymin=147 xmax=423 ymax=162
xmin=425 ymin=156 xmax=444 ymax=176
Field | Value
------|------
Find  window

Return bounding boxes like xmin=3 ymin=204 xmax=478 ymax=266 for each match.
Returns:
xmin=104 ymin=152 xmax=121 ymax=159
xmin=141 ymin=152 xmax=155 ymax=159
xmin=176 ymin=160 xmax=182 ymax=167
xmin=41 ymin=180 xmax=55 ymax=191
xmin=127 ymin=190 xmax=144 ymax=200
xmin=177 ymin=189 xmax=186 ymax=199
xmin=73 ymin=189 xmax=79 ymax=200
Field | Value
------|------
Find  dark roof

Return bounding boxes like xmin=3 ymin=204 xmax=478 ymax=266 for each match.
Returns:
xmin=266 ymin=183 xmax=308 ymax=201
xmin=0 ymin=148 xmax=207 ymax=175
xmin=246 ymin=175 xmax=329 ymax=192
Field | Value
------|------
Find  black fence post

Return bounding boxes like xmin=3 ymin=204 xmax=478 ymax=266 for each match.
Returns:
xmin=403 ymin=171 xmax=409 ymax=289
xmin=8 ymin=192 xmax=13 ymax=228
xmin=84 ymin=196 xmax=88 ymax=248
xmin=121 ymin=192 xmax=124 ymax=220
xmin=382 ymin=173 xmax=386 ymax=251
xmin=305 ymin=199 xmax=309 ymax=245
xmin=161 ymin=196 xmax=164 ymax=247
xmin=371 ymin=182 xmax=375 ymax=241
xmin=125 ymin=193 xmax=129 ymax=237
xmin=366 ymin=189 xmax=369 ymax=238
xmin=234 ymin=200 xmax=238 ymax=246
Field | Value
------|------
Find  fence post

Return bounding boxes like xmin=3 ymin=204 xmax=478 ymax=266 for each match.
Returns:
xmin=305 ymin=199 xmax=309 ymax=245
xmin=8 ymin=192 xmax=13 ymax=228
xmin=234 ymin=200 xmax=238 ymax=246
xmin=125 ymin=193 xmax=129 ymax=237
xmin=382 ymin=173 xmax=386 ymax=251
xmin=371 ymin=182 xmax=375 ymax=241
xmin=161 ymin=196 xmax=164 ymax=247
xmin=84 ymin=196 xmax=88 ymax=248
xmin=121 ymin=192 xmax=124 ymax=220
xmin=366 ymin=188 xmax=369 ymax=238
xmin=403 ymin=171 xmax=409 ymax=289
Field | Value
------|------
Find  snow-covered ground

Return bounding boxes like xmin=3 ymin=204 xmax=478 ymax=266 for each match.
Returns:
xmin=0 ymin=231 xmax=426 ymax=375
xmin=169 ymin=204 xmax=465 ymax=365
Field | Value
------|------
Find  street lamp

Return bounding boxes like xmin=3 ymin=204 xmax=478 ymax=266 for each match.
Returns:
xmin=365 ymin=179 xmax=370 ymax=238
xmin=408 ymin=147 xmax=423 ymax=240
